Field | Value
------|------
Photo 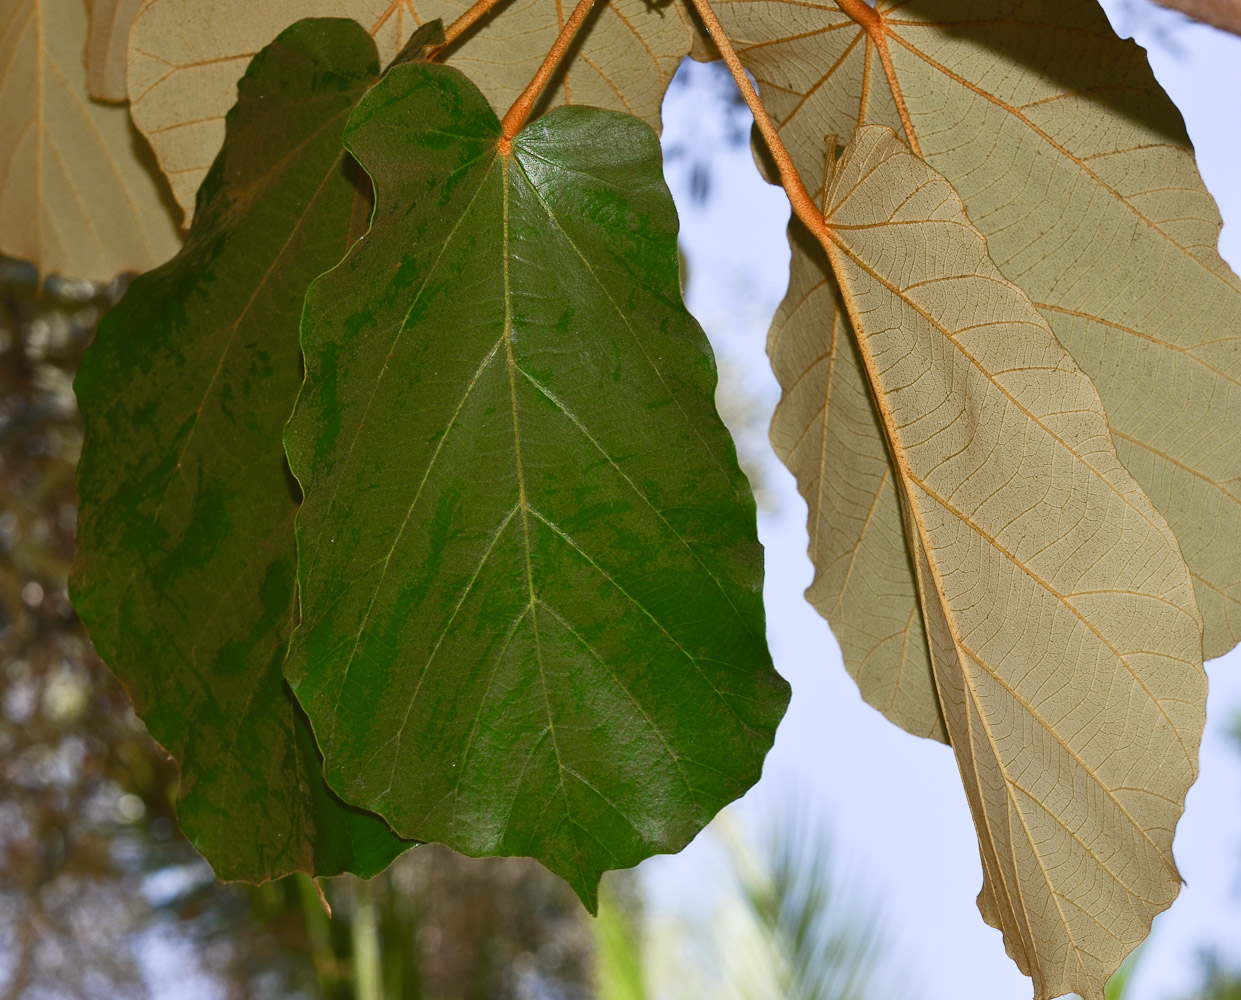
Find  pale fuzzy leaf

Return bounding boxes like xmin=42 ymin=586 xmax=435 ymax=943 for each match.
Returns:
xmin=718 ymin=0 xmax=1241 ymax=661
xmin=125 ymin=0 xmax=691 ymax=223
xmin=818 ymin=126 xmax=1204 ymax=1000
xmin=86 ymin=0 xmax=144 ymax=100
xmin=769 ymin=226 xmax=943 ymax=740
xmin=0 ymin=0 xmax=181 ymax=281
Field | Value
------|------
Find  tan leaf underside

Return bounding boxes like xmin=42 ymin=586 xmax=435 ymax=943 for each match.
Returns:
xmin=819 ymin=125 xmax=1204 ymax=1000
xmin=125 ymin=0 xmax=692 ymax=223
xmin=725 ymin=0 xmax=1241 ymax=739
xmin=770 ymin=223 xmax=944 ymax=739
xmin=86 ymin=0 xmax=144 ymax=100
xmin=0 ymin=0 xmax=182 ymax=280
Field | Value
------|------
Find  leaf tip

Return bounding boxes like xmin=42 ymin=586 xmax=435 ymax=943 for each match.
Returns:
xmin=573 ymin=877 xmax=601 ymax=917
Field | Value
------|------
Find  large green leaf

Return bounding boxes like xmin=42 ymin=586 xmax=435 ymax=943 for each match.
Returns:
xmin=716 ymin=0 xmax=1241 ymax=739
xmin=283 ymin=61 xmax=788 ymax=909
xmin=72 ymin=18 xmax=420 ymax=881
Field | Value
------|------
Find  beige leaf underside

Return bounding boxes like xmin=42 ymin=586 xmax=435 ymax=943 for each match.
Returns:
xmin=86 ymin=0 xmax=144 ymax=100
xmin=723 ymin=0 xmax=1241 ymax=737
xmin=771 ymin=223 xmax=945 ymax=739
xmin=126 ymin=0 xmax=691 ymax=223
xmin=822 ymin=125 xmax=1204 ymax=1000
xmin=0 ymin=0 xmax=181 ymax=281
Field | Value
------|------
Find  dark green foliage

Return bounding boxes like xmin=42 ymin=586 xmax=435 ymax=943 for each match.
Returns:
xmin=71 ymin=19 xmax=421 ymax=881
xmin=283 ymin=60 xmax=786 ymax=907
xmin=71 ymin=16 xmax=783 ymax=898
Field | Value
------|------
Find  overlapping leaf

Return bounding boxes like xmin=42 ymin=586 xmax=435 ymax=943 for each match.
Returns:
xmin=717 ymin=0 xmax=1241 ymax=725
xmin=811 ymin=125 xmax=1204 ymax=1000
xmin=770 ymin=223 xmax=944 ymax=739
xmin=124 ymin=0 xmax=691 ymax=223
xmin=125 ymin=0 xmax=408 ymax=221
xmin=0 ymin=0 xmax=181 ymax=280
xmin=72 ymin=18 xmax=420 ymax=881
xmin=283 ymin=61 xmax=787 ymax=909
xmin=86 ymin=0 xmax=144 ymax=100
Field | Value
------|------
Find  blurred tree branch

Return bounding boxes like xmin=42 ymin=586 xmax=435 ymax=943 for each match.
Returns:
xmin=1153 ymin=0 xmax=1241 ymax=35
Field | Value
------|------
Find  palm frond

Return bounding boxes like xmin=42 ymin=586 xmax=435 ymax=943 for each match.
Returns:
xmin=595 ymin=876 xmax=649 ymax=1000
xmin=716 ymin=808 xmax=902 ymax=1000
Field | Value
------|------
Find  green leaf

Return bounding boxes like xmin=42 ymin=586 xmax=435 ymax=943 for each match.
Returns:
xmin=283 ymin=61 xmax=788 ymax=909
xmin=71 ymin=18 xmax=417 ymax=881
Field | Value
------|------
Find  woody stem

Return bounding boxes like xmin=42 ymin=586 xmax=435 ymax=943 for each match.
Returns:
xmin=439 ymin=0 xmax=508 ymax=49
xmin=684 ymin=0 xmax=833 ymax=245
xmin=500 ymin=0 xmax=598 ymax=141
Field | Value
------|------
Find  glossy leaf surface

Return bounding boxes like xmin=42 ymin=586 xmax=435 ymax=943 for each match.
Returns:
xmin=72 ymin=19 xmax=415 ymax=881
xmin=814 ymin=126 xmax=1204 ymax=1000
xmin=284 ymin=61 xmax=787 ymax=909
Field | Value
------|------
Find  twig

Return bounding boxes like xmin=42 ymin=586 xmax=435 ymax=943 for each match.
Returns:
xmin=684 ymin=0 xmax=832 ymax=245
xmin=500 ymin=0 xmax=598 ymax=142
xmin=1152 ymin=0 xmax=1241 ymax=35
xmin=311 ymin=876 xmax=333 ymax=917
xmin=439 ymin=0 xmax=509 ymax=49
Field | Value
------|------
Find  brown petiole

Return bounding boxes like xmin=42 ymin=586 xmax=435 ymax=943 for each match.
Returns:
xmin=433 ymin=0 xmax=510 ymax=55
xmin=685 ymin=0 xmax=835 ymax=247
xmin=499 ymin=0 xmax=599 ymax=148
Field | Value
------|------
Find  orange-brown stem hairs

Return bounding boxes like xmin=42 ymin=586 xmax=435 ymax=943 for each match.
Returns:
xmin=499 ymin=0 xmax=598 ymax=146
xmin=686 ymin=0 xmax=833 ymax=244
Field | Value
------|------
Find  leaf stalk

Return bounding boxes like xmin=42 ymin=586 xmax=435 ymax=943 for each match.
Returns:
xmin=832 ymin=0 xmax=920 ymax=154
xmin=499 ymin=0 xmax=599 ymax=144
xmin=437 ymin=0 xmax=510 ymax=51
xmin=686 ymin=0 xmax=832 ymax=244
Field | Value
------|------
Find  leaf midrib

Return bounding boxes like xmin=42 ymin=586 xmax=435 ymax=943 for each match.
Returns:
xmin=827 ymin=230 xmax=1198 ymax=764
xmin=956 ymin=634 xmax=1181 ymax=894
xmin=515 ymin=142 xmax=760 ymax=639
xmin=819 ymin=149 xmax=1195 ymax=893
xmin=501 ymin=149 xmax=586 ymax=888
xmin=824 ymin=216 xmax=1176 ymax=544
xmin=114 ymin=110 xmax=364 ymax=683
xmin=144 ymin=105 xmax=360 ymax=538
xmin=315 ymin=143 xmax=501 ymax=727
